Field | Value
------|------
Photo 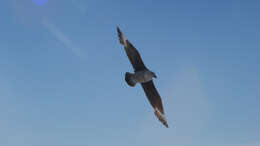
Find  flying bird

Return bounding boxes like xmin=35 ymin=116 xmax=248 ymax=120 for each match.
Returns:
xmin=117 ymin=27 xmax=168 ymax=128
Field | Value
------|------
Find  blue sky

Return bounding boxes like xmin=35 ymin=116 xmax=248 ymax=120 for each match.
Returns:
xmin=0 ymin=0 xmax=260 ymax=146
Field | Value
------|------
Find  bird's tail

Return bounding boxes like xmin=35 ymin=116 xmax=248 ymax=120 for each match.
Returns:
xmin=117 ymin=27 xmax=128 ymax=47
xmin=125 ymin=72 xmax=136 ymax=87
xmin=154 ymin=108 xmax=169 ymax=128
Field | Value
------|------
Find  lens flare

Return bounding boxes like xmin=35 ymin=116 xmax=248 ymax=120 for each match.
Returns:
xmin=33 ymin=0 xmax=48 ymax=6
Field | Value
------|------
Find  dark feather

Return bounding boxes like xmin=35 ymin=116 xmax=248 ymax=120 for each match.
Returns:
xmin=141 ymin=80 xmax=164 ymax=114
xmin=141 ymin=80 xmax=168 ymax=128
xmin=117 ymin=27 xmax=147 ymax=72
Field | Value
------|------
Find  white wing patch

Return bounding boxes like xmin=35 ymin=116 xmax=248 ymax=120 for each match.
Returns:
xmin=154 ymin=107 xmax=169 ymax=128
xmin=117 ymin=27 xmax=128 ymax=47
xmin=120 ymin=33 xmax=127 ymax=47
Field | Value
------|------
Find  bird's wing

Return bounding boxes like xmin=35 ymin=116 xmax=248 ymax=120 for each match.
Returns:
xmin=141 ymin=80 xmax=168 ymax=128
xmin=117 ymin=27 xmax=147 ymax=72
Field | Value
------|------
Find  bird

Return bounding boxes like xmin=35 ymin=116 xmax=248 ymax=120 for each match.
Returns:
xmin=117 ymin=27 xmax=168 ymax=128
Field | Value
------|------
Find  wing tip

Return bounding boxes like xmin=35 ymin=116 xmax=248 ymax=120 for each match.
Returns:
xmin=154 ymin=108 xmax=169 ymax=128
xmin=116 ymin=26 xmax=127 ymax=47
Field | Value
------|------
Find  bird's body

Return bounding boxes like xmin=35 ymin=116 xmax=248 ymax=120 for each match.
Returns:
xmin=133 ymin=70 xmax=155 ymax=83
xmin=125 ymin=70 xmax=155 ymax=86
xmin=117 ymin=27 xmax=168 ymax=128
